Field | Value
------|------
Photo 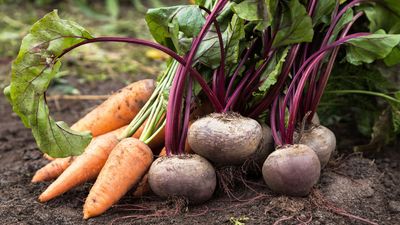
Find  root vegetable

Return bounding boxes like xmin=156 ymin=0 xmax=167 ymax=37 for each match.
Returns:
xmin=147 ymin=126 xmax=165 ymax=149
xmin=38 ymin=128 xmax=123 ymax=202
xmin=148 ymin=154 xmax=216 ymax=204
xmin=43 ymin=154 xmax=55 ymax=161
xmin=72 ymin=79 xmax=155 ymax=136
xmin=243 ymin=124 xmax=274 ymax=175
xmin=33 ymin=120 xmax=158 ymax=184
xmin=253 ymin=124 xmax=274 ymax=165
xmin=298 ymin=125 xmax=336 ymax=168
xmin=188 ymin=113 xmax=262 ymax=166
xmin=33 ymin=127 xmax=129 ymax=184
xmin=132 ymin=174 xmax=151 ymax=198
xmin=41 ymin=79 xmax=154 ymax=161
xmin=83 ymin=138 xmax=153 ymax=219
xmin=31 ymin=157 xmax=75 ymax=183
xmin=262 ymin=144 xmax=321 ymax=196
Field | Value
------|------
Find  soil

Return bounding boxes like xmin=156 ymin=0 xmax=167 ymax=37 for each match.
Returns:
xmin=0 ymin=80 xmax=399 ymax=225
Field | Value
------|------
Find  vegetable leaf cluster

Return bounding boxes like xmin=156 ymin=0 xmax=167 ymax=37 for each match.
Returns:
xmin=5 ymin=0 xmax=400 ymax=156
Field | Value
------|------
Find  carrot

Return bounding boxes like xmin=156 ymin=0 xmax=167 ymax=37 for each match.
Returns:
xmin=72 ymin=79 xmax=155 ymax=136
xmin=38 ymin=127 xmax=125 ymax=202
xmin=40 ymin=79 xmax=154 ymax=161
xmin=32 ymin=157 xmax=75 ymax=183
xmin=148 ymin=126 xmax=165 ymax=149
xmin=43 ymin=154 xmax=55 ymax=161
xmin=33 ymin=126 xmax=125 ymax=184
xmin=33 ymin=118 xmax=159 ymax=184
xmin=38 ymin=123 xmax=125 ymax=169
xmin=83 ymin=138 xmax=153 ymax=219
xmin=132 ymin=174 xmax=150 ymax=198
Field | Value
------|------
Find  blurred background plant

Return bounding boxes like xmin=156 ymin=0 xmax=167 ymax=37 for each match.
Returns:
xmin=320 ymin=63 xmax=400 ymax=151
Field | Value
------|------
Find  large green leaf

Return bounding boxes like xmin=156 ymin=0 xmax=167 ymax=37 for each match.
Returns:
xmin=221 ymin=14 xmax=246 ymax=67
xmin=312 ymin=0 xmax=335 ymax=26
xmin=362 ymin=3 xmax=400 ymax=66
xmin=345 ymin=32 xmax=400 ymax=65
xmin=199 ymin=14 xmax=245 ymax=68
xmin=266 ymin=0 xmax=278 ymax=24
xmin=194 ymin=0 xmax=217 ymax=9
xmin=272 ymin=0 xmax=314 ymax=47
xmin=253 ymin=47 xmax=289 ymax=97
xmin=145 ymin=5 xmax=206 ymax=52
xmin=232 ymin=0 xmax=269 ymax=22
xmin=384 ymin=46 xmax=400 ymax=66
xmin=362 ymin=3 xmax=400 ymax=34
xmin=180 ymin=13 xmax=245 ymax=69
xmin=9 ymin=10 xmax=92 ymax=157
xmin=383 ymin=0 xmax=400 ymax=17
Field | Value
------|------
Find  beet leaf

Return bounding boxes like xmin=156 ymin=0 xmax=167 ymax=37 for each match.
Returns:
xmin=8 ymin=10 xmax=93 ymax=157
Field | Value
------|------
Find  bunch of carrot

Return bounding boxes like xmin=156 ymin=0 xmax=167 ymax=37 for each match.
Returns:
xmin=32 ymin=79 xmax=164 ymax=219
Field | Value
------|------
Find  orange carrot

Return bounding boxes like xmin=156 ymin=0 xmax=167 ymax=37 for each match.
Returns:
xmin=41 ymin=79 xmax=154 ymax=161
xmin=38 ymin=127 xmax=126 ymax=202
xmin=159 ymin=147 xmax=167 ymax=157
xmin=32 ymin=157 xmax=75 ymax=183
xmin=43 ymin=154 xmax=55 ymax=161
xmin=132 ymin=174 xmax=151 ymax=198
xmin=33 ymin=126 xmax=126 ymax=183
xmin=148 ymin=126 xmax=165 ymax=149
xmin=72 ymin=79 xmax=155 ymax=136
xmin=83 ymin=138 xmax=153 ymax=219
xmin=33 ymin=119 xmax=159 ymax=184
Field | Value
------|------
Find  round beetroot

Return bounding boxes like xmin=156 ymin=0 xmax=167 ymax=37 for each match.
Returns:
xmin=298 ymin=125 xmax=336 ymax=168
xmin=262 ymin=144 xmax=321 ymax=196
xmin=188 ymin=113 xmax=262 ymax=166
xmin=148 ymin=154 xmax=216 ymax=204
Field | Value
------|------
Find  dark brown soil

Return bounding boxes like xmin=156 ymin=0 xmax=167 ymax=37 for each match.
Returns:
xmin=0 ymin=80 xmax=399 ymax=225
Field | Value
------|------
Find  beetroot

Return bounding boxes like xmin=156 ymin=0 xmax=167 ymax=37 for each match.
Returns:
xmin=262 ymin=144 xmax=321 ymax=196
xmin=148 ymin=154 xmax=216 ymax=204
xmin=298 ymin=125 xmax=336 ymax=168
xmin=188 ymin=113 xmax=262 ymax=166
xmin=252 ymin=124 xmax=274 ymax=166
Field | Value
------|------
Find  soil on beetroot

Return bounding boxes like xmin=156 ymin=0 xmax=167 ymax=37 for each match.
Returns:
xmin=0 ymin=80 xmax=399 ymax=225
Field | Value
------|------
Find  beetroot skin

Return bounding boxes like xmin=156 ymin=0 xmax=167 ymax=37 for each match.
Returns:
xmin=262 ymin=144 xmax=321 ymax=196
xmin=148 ymin=154 xmax=216 ymax=204
xmin=298 ymin=125 xmax=336 ymax=168
xmin=188 ymin=113 xmax=262 ymax=166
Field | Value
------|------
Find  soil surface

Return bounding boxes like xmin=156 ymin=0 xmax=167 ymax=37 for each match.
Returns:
xmin=0 ymin=80 xmax=399 ymax=225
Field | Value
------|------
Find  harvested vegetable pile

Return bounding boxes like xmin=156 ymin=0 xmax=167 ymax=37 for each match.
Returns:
xmin=3 ymin=0 xmax=400 ymax=221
